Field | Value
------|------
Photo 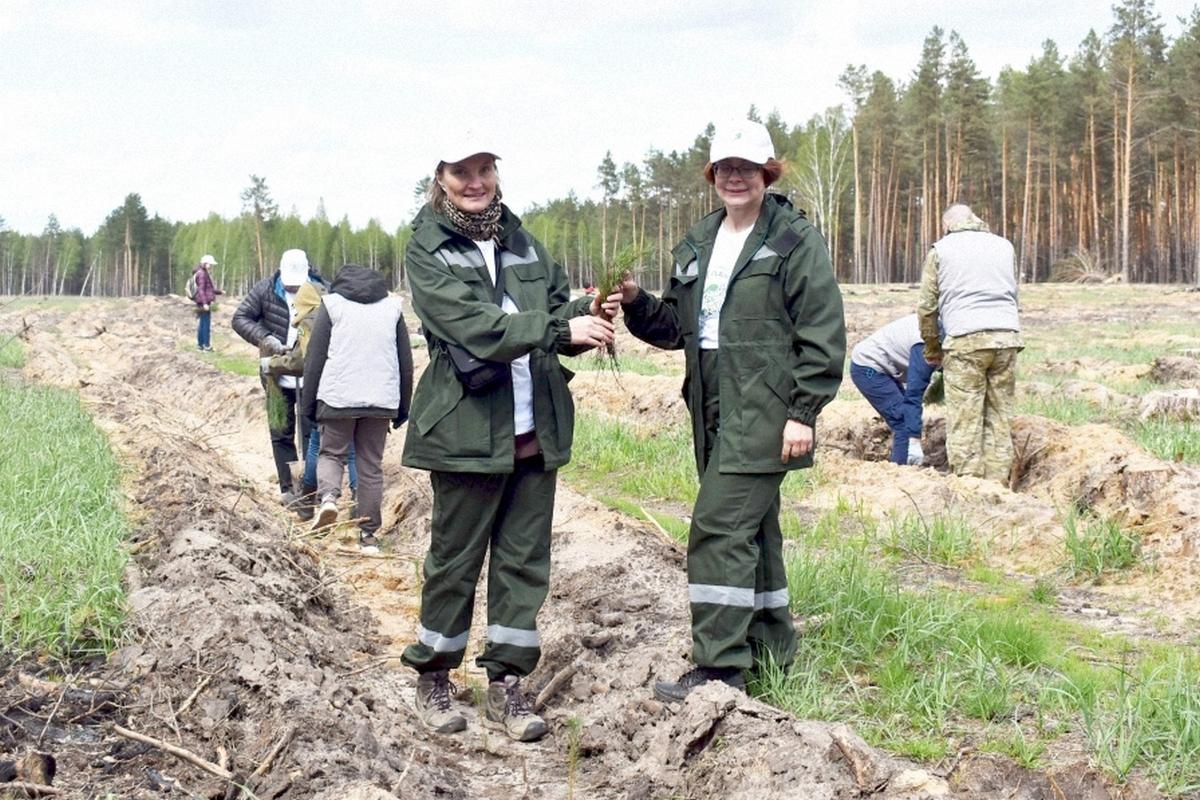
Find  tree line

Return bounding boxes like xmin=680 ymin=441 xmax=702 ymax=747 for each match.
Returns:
xmin=2 ymin=0 xmax=1197 ymax=296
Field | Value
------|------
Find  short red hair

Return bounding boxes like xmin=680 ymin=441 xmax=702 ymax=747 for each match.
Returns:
xmin=704 ymin=158 xmax=785 ymax=187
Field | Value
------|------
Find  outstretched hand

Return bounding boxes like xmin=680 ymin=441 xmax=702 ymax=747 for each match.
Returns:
xmin=568 ymin=315 xmax=615 ymax=348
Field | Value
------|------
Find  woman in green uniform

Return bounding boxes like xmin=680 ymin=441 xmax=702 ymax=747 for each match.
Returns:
xmin=613 ymin=119 xmax=846 ymax=701
xmin=400 ymin=135 xmax=614 ymax=741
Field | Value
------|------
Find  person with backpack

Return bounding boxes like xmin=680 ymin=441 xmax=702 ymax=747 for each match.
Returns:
xmin=232 ymin=249 xmax=327 ymax=509
xmin=190 ymin=255 xmax=222 ymax=351
xmin=299 ymin=264 xmax=413 ymax=554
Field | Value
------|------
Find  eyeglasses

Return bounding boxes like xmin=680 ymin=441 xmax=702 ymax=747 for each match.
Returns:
xmin=713 ymin=162 xmax=761 ymax=179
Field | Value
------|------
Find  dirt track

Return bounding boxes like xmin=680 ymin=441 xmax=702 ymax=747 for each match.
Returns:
xmin=2 ymin=289 xmax=1196 ymax=798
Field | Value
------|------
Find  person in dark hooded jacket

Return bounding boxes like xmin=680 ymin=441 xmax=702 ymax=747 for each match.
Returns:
xmin=233 ymin=249 xmax=327 ymax=507
xmin=300 ymin=264 xmax=414 ymax=553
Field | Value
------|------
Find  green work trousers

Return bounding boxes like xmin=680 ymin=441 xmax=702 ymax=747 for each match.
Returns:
xmin=688 ymin=351 xmax=794 ymax=671
xmin=401 ymin=455 xmax=556 ymax=680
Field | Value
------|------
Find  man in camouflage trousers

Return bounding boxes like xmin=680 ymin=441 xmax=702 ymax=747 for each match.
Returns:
xmin=917 ymin=204 xmax=1022 ymax=482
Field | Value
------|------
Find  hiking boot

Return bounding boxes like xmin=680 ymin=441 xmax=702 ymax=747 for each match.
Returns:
xmin=484 ymin=675 xmax=546 ymax=742
xmin=359 ymin=532 xmax=380 ymax=555
xmin=414 ymin=670 xmax=467 ymax=734
xmin=280 ymin=489 xmax=298 ymax=508
xmin=313 ymin=497 xmax=338 ymax=529
xmin=653 ymin=666 xmax=746 ymax=703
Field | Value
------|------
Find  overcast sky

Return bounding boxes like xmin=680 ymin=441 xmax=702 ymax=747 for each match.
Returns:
xmin=2 ymin=0 xmax=1197 ymax=235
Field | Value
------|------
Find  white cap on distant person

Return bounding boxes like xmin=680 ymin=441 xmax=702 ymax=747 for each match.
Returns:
xmin=200 ymin=254 xmax=217 ymax=266
xmin=279 ymin=249 xmax=309 ymax=286
xmin=439 ymin=128 xmax=500 ymax=166
xmin=709 ymin=119 xmax=775 ymax=165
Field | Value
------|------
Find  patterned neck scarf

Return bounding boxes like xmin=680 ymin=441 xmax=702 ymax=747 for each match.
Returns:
xmin=441 ymin=191 xmax=503 ymax=242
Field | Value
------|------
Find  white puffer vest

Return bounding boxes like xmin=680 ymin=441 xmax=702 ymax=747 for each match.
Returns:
xmin=317 ymin=293 xmax=403 ymax=411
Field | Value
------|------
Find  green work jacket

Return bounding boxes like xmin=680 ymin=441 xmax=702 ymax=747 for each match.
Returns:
xmin=401 ymin=204 xmax=594 ymax=473
xmin=623 ymin=194 xmax=846 ymax=475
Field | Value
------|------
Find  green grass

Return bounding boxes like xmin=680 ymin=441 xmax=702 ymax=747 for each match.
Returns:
xmin=562 ymin=351 xmax=680 ymax=376
xmin=0 ymin=377 xmax=129 ymax=659
xmin=563 ymin=415 xmax=698 ymax=505
xmin=195 ymin=347 xmax=259 ymax=377
xmin=885 ymin=512 xmax=981 ymax=566
xmin=1063 ymin=510 xmax=1141 ymax=580
xmin=1016 ymin=394 xmax=1104 ymax=425
xmin=0 ymin=335 xmax=25 ymax=368
xmin=1127 ymin=419 xmax=1200 ymax=464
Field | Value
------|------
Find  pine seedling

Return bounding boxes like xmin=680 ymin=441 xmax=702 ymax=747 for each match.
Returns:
xmin=265 ymin=379 xmax=288 ymax=430
xmin=593 ymin=243 xmax=649 ymax=371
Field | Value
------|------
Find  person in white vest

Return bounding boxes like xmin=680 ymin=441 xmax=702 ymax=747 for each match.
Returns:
xmin=850 ymin=314 xmax=938 ymax=466
xmin=917 ymin=203 xmax=1022 ymax=481
xmin=300 ymin=264 xmax=413 ymax=553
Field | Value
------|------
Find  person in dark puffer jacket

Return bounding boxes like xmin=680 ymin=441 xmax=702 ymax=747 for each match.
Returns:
xmin=232 ymin=249 xmax=327 ymax=508
xmin=300 ymin=264 xmax=413 ymax=553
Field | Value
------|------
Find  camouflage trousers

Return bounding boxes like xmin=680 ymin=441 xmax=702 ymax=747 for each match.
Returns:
xmin=942 ymin=347 xmax=1020 ymax=481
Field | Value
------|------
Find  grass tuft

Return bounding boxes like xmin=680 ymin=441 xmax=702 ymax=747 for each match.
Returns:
xmin=1063 ymin=510 xmax=1140 ymax=580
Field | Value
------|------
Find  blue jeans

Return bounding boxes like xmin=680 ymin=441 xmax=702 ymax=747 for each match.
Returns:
xmin=304 ymin=426 xmax=356 ymax=491
xmin=196 ymin=310 xmax=211 ymax=348
xmin=850 ymin=344 xmax=935 ymax=464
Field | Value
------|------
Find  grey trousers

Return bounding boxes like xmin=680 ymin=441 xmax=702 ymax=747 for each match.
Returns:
xmin=317 ymin=416 xmax=389 ymax=533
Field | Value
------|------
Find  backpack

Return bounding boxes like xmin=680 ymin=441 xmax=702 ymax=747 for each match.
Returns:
xmin=185 ymin=273 xmax=199 ymax=301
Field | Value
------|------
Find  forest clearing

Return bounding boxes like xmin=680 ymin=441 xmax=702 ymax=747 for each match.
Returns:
xmin=1 ymin=283 xmax=1198 ymax=799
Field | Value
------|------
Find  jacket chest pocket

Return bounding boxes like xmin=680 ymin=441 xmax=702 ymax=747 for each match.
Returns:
xmin=447 ymin=264 xmax=492 ymax=303
xmin=728 ymin=259 xmax=782 ymax=321
xmin=507 ymin=263 xmax=547 ymax=311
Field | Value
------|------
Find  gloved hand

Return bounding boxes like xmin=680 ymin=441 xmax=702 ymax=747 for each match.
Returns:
xmin=259 ymin=335 xmax=286 ymax=356
xmin=201 ymin=303 xmax=210 ymax=311
xmin=906 ymin=439 xmax=925 ymax=466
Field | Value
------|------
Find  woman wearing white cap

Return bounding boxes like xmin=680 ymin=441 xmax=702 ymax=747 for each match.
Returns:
xmin=612 ymin=119 xmax=846 ymax=701
xmin=399 ymin=137 xmax=615 ymax=741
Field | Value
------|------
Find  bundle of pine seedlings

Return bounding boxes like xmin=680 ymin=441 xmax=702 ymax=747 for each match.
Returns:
xmin=593 ymin=243 xmax=648 ymax=371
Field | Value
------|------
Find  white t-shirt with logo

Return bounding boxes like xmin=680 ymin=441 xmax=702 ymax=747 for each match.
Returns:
xmin=698 ymin=223 xmax=753 ymax=350
xmin=476 ymin=239 xmax=534 ymax=436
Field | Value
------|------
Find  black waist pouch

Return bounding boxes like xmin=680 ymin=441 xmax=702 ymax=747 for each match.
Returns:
xmin=442 ymin=340 xmax=508 ymax=393
xmin=439 ymin=244 xmax=509 ymax=394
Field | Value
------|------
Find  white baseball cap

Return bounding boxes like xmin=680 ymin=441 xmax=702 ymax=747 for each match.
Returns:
xmin=199 ymin=254 xmax=217 ymax=266
xmin=439 ymin=128 xmax=500 ymax=166
xmin=279 ymin=249 xmax=309 ymax=286
xmin=709 ymin=119 xmax=775 ymax=165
